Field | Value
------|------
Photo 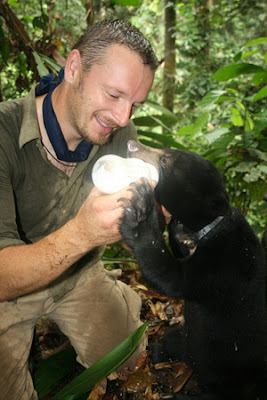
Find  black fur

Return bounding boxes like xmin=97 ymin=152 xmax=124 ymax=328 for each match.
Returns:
xmin=120 ymin=141 xmax=266 ymax=400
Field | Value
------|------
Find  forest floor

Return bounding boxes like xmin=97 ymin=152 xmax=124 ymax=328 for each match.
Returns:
xmin=33 ymin=265 xmax=200 ymax=399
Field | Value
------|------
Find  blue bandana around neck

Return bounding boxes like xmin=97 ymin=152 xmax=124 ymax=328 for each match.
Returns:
xmin=36 ymin=67 xmax=93 ymax=163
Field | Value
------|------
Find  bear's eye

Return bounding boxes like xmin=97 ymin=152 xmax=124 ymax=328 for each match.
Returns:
xmin=160 ymin=157 xmax=168 ymax=167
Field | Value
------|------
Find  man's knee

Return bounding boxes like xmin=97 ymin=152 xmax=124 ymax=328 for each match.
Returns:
xmin=52 ymin=266 xmax=144 ymax=370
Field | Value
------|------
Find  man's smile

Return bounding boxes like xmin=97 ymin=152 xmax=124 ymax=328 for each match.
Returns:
xmin=95 ymin=114 xmax=118 ymax=132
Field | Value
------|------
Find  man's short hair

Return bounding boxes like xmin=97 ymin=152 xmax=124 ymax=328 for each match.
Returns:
xmin=73 ymin=19 xmax=159 ymax=72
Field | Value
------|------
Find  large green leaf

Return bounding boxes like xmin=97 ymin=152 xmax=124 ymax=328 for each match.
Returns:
xmin=50 ymin=322 xmax=148 ymax=400
xmin=230 ymin=107 xmax=243 ymax=126
xmin=137 ymin=129 xmax=187 ymax=149
xmin=179 ymin=112 xmax=209 ymax=135
xmin=253 ymin=85 xmax=267 ymax=102
xmin=133 ymin=114 xmax=178 ymax=128
xmin=145 ymin=100 xmax=180 ymax=122
xmin=32 ymin=51 xmax=49 ymax=77
xmin=240 ymin=50 xmax=261 ymax=59
xmin=32 ymin=52 xmax=60 ymax=77
xmin=207 ymin=132 xmax=234 ymax=150
xmin=150 ymin=115 xmax=173 ymax=133
xmin=244 ymin=37 xmax=267 ymax=47
xmin=138 ymin=138 xmax=163 ymax=149
xmin=198 ymin=90 xmax=226 ymax=111
xmin=133 ymin=116 xmax=160 ymax=128
xmin=252 ymin=70 xmax=267 ymax=86
xmin=204 ymin=128 xmax=230 ymax=144
xmin=40 ymin=54 xmax=61 ymax=73
xmin=212 ymin=63 xmax=263 ymax=82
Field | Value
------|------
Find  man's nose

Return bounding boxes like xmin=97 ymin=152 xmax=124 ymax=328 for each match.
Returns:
xmin=113 ymin=101 xmax=133 ymax=127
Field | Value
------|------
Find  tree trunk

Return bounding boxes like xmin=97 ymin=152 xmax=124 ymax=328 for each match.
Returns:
xmin=85 ymin=0 xmax=94 ymax=25
xmin=163 ymin=0 xmax=176 ymax=114
xmin=194 ymin=0 xmax=212 ymax=61
xmin=0 ymin=1 xmax=33 ymax=49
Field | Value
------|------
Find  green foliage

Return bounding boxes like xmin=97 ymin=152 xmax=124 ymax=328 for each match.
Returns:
xmin=133 ymin=100 xmax=186 ymax=149
xmin=0 ymin=0 xmax=89 ymax=100
xmin=173 ymin=1 xmax=266 ymax=124
xmin=178 ymin=38 xmax=267 ymax=236
xmin=32 ymin=51 xmax=61 ymax=77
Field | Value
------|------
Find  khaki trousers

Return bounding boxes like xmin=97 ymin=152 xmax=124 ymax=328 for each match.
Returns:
xmin=0 ymin=262 xmax=145 ymax=400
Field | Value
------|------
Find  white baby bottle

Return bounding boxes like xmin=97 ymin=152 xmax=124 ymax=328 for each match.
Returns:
xmin=92 ymin=154 xmax=159 ymax=194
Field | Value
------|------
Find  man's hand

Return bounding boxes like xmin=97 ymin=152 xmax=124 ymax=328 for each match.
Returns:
xmin=74 ymin=185 xmax=135 ymax=249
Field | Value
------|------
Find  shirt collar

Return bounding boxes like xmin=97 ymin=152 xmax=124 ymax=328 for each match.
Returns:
xmin=19 ymin=85 xmax=40 ymax=149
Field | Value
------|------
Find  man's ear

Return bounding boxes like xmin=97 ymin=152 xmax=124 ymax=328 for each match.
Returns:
xmin=64 ymin=49 xmax=82 ymax=84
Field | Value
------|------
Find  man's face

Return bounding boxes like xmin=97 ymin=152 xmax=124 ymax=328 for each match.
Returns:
xmin=66 ymin=44 xmax=155 ymax=146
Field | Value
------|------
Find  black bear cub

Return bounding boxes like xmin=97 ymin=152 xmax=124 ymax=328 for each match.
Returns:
xmin=120 ymin=140 xmax=266 ymax=400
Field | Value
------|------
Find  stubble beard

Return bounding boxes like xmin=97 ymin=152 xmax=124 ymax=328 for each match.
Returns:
xmin=68 ymin=85 xmax=115 ymax=147
xmin=80 ymin=116 xmax=114 ymax=146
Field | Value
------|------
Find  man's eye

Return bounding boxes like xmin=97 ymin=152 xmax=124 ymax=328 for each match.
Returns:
xmin=109 ymin=93 xmax=118 ymax=99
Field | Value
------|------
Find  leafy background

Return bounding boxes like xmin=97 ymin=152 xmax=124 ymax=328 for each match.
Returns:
xmin=0 ymin=0 xmax=266 ymax=398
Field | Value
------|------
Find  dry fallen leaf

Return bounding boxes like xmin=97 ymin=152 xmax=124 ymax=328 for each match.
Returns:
xmin=132 ymin=350 xmax=150 ymax=372
xmin=155 ymin=301 xmax=169 ymax=320
xmin=147 ymin=300 xmax=169 ymax=320
xmin=88 ymin=378 xmax=107 ymax=400
xmin=173 ymin=362 xmax=192 ymax=393
xmin=107 ymin=371 xmax=119 ymax=381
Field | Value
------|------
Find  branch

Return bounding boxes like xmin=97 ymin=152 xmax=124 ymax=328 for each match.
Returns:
xmin=0 ymin=0 xmax=33 ymax=50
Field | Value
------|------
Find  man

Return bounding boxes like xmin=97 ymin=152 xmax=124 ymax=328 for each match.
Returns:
xmin=0 ymin=19 xmax=159 ymax=399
